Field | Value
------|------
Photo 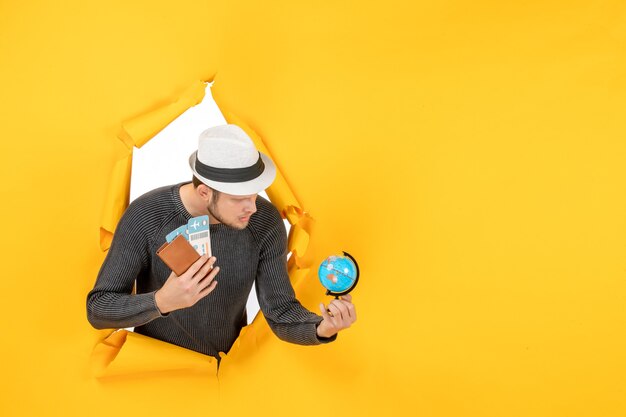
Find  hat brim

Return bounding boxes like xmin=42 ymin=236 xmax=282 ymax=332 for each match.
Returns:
xmin=189 ymin=151 xmax=277 ymax=196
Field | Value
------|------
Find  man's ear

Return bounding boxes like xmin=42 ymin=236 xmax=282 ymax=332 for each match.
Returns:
xmin=196 ymin=184 xmax=212 ymax=202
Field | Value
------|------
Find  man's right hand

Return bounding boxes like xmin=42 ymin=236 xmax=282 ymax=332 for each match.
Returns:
xmin=154 ymin=255 xmax=220 ymax=314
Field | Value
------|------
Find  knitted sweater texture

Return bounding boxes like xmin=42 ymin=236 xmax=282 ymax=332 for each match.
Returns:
xmin=87 ymin=182 xmax=330 ymax=358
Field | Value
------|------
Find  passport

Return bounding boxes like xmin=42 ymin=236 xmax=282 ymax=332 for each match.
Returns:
xmin=156 ymin=234 xmax=201 ymax=276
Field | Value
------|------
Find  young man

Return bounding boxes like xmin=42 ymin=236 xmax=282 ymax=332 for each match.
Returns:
xmin=87 ymin=124 xmax=356 ymax=358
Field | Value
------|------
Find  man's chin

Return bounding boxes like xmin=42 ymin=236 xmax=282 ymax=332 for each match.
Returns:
xmin=225 ymin=220 xmax=249 ymax=230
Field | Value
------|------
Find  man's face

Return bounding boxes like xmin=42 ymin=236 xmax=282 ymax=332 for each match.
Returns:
xmin=206 ymin=190 xmax=258 ymax=230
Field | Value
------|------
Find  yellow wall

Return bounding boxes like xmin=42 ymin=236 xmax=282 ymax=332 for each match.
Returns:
xmin=1 ymin=1 xmax=625 ymax=416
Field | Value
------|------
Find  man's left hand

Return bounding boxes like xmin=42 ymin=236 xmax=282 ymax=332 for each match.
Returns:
xmin=317 ymin=294 xmax=357 ymax=339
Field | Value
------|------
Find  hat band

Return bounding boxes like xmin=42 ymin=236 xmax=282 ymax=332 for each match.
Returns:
xmin=195 ymin=152 xmax=265 ymax=183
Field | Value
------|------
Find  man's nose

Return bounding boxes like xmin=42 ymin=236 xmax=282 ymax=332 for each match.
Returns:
xmin=244 ymin=198 xmax=257 ymax=214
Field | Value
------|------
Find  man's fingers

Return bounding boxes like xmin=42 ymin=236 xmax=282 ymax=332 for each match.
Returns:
xmin=191 ymin=256 xmax=217 ymax=282
xmin=327 ymin=303 xmax=342 ymax=322
xmin=198 ymin=266 xmax=220 ymax=290
xmin=319 ymin=303 xmax=333 ymax=322
xmin=337 ymin=297 xmax=356 ymax=322
xmin=316 ymin=295 xmax=357 ymax=337
xmin=345 ymin=301 xmax=356 ymax=322
xmin=330 ymin=299 xmax=349 ymax=320
xmin=336 ymin=294 xmax=356 ymax=322
xmin=182 ymin=255 xmax=210 ymax=278
xmin=197 ymin=279 xmax=218 ymax=298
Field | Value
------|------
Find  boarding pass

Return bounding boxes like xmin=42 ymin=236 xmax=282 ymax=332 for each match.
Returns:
xmin=165 ymin=215 xmax=211 ymax=257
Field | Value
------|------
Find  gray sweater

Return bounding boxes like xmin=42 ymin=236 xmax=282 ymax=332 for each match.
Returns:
xmin=87 ymin=182 xmax=333 ymax=358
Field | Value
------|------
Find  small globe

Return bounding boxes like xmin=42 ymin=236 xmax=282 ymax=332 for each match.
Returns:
xmin=318 ymin=253 xmax=359 ymax=296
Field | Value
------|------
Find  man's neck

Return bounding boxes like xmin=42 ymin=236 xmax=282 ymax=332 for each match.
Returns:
xmin=179 ymin=183 xmax=215 ymax=221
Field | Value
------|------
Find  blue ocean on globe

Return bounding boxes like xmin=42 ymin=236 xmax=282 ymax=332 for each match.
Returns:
xmin=318 ymin=255 xmax=358 ymax=294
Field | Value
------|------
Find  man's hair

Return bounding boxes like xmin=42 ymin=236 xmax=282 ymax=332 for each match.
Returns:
xmin=191 ymin=176 xmax=203 ymax=188
xmin=192 ymin=176 xmax=220 ymax=202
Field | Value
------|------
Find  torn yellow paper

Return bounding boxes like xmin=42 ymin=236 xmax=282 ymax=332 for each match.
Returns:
xmin=93 ymin=106 xmax=317 ymax=377
xmin=99 ymin=151 xmax=132 ymax=250
xmin=283 ymin=205 xmax=303 ymax=226
xmin=93 ymin=330 xmax=217 ymax=379
xmin=99 ymin=81 xmax=208 ymax=250
xmin=287 ymin=259 xmax=310 ymax=288
xmin=119 ymin=81 xmax=207 ymax=149
xmin=89 ymin=330 xmax=127 ymax=378
xmin=287 ymin=224 xmax=309 ymax=258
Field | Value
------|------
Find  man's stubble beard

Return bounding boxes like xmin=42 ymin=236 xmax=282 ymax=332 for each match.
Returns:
xmin=206 ymin=201 xmax=247 ymax=231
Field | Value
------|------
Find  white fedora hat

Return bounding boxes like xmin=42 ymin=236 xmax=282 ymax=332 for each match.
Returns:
xmin=189 ymin=124 xmax=276 ymax=195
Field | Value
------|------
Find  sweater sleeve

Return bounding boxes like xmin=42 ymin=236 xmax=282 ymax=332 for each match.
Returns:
xmin=86 ymin=203 xmax=164 ymax=329
xmin=255 ymin=206 xmax=336 ymax=345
